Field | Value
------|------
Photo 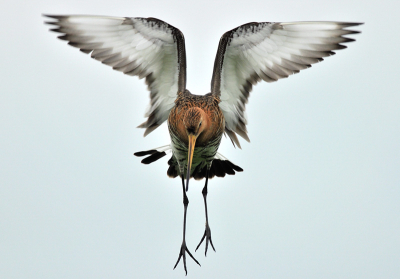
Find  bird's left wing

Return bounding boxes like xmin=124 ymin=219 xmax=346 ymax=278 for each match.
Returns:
xmin=44 ymin=15 xmax=187 ymax=136
xmin=211 ymin=21 xmax=362 ymax=148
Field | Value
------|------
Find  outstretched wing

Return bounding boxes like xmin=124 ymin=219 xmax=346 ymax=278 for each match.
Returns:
xmin=44 ymin=15 xmax=187 ymax=136
xmin=211 ymin=21 xmax=362 ymax=148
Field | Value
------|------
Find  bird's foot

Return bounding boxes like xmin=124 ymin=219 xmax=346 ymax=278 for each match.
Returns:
xmin=195 ymin=223 xmax=215 ymax=256
xmin=173 ymin=241 xmax=200 ymax=275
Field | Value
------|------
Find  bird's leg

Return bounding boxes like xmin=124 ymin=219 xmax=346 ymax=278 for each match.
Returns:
xmin=174 ymin=175 xmax=200 ymax=275
xmin=195 ymin=167 xmax=216 ymax=255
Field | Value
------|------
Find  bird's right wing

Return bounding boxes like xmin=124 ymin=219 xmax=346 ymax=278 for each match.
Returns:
xmin=44 ymin=15 xmax=187 ymax=136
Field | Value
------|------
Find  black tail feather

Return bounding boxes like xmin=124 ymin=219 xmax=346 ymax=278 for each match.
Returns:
xmin=134 ymin=150 xmax=158 ymax=157
xmin=134 ymin=150 xmax=167 ymax=165
xmin=167 ymin=157 xmax=179 ymax=178
xmin=193 ymin=165 xmax=207 ymax=180
xmin=135 ymin=149 xmax=243 ymax=180
xmin=211 ymin=160 xmax=225 ymax=178
xmin=226 ymin=160 xmax=243 ymax=172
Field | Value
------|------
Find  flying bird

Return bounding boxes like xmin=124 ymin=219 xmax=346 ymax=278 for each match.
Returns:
xmin=44 ymin=15 xmax=362 ymax=274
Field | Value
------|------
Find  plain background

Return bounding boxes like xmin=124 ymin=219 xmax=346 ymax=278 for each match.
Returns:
xmin=1 ymin=0 xmax=399 ymax=278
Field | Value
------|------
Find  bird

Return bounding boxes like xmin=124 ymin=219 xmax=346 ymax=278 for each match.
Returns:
xmin=44 ymin=15 xmax=362 ymax=274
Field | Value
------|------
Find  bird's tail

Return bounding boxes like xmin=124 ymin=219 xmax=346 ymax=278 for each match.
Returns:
xmin=134 ymin=144 xmax=243 ymax=180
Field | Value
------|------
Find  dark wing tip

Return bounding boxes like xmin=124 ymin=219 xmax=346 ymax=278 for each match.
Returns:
xmin=43 ymin=14 xmax=63 ymax=31
xmin=45 ymin=21 xmax=59 ymax=26
xmin=137 ymin=120 xmax=161 ymax=137
xmin=57 ymin=34 xmax=69 ymax=41
xmin=49 ymin=27 xmax=62 ymax=33
xmin=346 ymin=30 xmax=362 ymax=35
xmin=43 ymin=14 xmax=64 ymax=19
xmin=80 ymin=49 xmax=93 ymax=54
xmin=343 ymin=37 xmax=356 ymax=43
xmin=343 ymin=22 xmax=364 ymax=27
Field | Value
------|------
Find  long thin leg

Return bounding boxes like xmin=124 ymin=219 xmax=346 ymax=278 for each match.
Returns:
xmin=195 ymin=168 xmax=216 ymax=255
xmin=174 ymin=176 xmax=200 ymax=275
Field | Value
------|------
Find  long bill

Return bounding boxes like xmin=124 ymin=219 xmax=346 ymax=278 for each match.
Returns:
xmin=185 ymin=134 xmax=197 ymax=192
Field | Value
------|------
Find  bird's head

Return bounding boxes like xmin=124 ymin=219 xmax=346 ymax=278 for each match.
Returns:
xmin=183 ymin=107 xmax=205 ymax=137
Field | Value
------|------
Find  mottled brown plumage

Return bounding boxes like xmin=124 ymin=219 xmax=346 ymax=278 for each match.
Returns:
xmin=169 ymin=91 xmax=224 ymax=146
xmin=166 ymin=90 xmax=226 ymax=187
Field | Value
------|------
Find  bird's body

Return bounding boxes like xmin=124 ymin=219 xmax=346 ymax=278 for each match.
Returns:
xmin=168 ymin=90 xmax=224 ymax=181
xmin=44 ymin=15 xmax=362 ymax=274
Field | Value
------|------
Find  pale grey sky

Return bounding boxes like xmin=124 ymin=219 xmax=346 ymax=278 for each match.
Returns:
xmin=1 ymin=0 xmax=399 ymax=278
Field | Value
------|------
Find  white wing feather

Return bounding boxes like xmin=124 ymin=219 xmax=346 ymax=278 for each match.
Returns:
xmin=211 ymin=21 xmax=362 ymax=148
xmin=45 ymin=15 xmax=187 ymax=136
